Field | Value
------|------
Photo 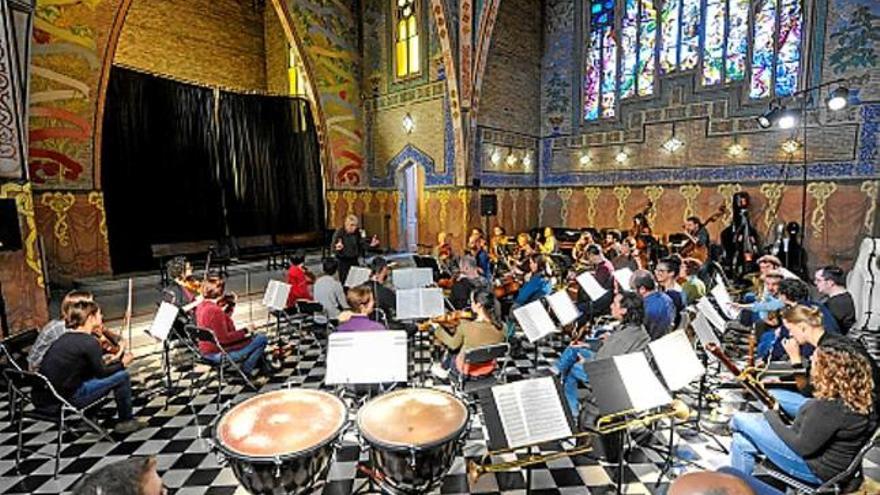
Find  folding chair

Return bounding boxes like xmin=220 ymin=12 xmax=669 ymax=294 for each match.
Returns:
xmin=755 ymin=427 xmax=880 ymax=494
xmin=183 ymin=325 xmax=257 ymax=409
xmin=452 ymin=342 xmax=510 ymax=396
xmin=0 ymin=329 xmax=38 ymax=419
xmin=4 ymin=368 xmax=113 ymax=478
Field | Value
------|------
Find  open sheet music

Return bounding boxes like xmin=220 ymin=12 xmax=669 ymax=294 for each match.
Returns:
xmin=490 ymin=377 xmax=572 ymax=448
xmin=513 ymin=300 xmax=557 ymax=343
xmin=392 ymin=267 xmax=434 ymax=290
xmin=344 ymin=266 xmax=371 ymax=288
xmin=649 ymin=330 xmax=705 ymax=391
xmin=576 ymin=271 xmax=608 ymax=301
xmin=710 ymin=283 xmax=740 ymax=320
xmin=697 ymin=297 xmax=728 ymax=332
xmin=146 ymin=302 xmax=179 ymax=342
xmin=546 ymin=290 xmax=580 ymax=326
xmin=584 ymin=352 xmax=672 ymax=416
xmin=325 ymin=331 xmax=409 ymax=384
xmin=262 ymin=280 xmax=292 ymax=311
xmin=691 ymin=312 xmax=722 ymax=349
xmin=613 ymin=267 xmax=633 ymax=290
xmin=395 ymin=288 xmax=445 ymax=320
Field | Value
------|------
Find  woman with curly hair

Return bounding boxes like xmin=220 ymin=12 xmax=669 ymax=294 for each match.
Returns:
xmin=729 ymin=338 xmax=875 ymax=484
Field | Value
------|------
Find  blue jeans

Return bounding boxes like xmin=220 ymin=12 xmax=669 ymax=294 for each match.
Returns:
xmin=769 ymin=389 xmax=808 ymax=419
xmin=729 ymin=413 xmax=821 ymax=484
xmin=71 ymin=369 xmax=133 ymax=421
xmin=554 ymin=346 xmax=594 ymax=416
xmin=204 ymin=334 xmax=268 ymax=374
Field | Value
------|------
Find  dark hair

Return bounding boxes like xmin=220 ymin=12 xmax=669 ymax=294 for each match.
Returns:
xmin=586 ymin=244 xmax=602 ymax=256
xmin=347 ymin=284 xmax=374 ymax=313
xmin=289 ymin=251 xmax=305 ymax=265
xmin=685 ymin=216 xmax=701 ymax=225
xmin=370 ymin=256 xmax=388 ymax=275
xmin=778 ymin=278 xmax=810 ymax=303
xmin=65 ymin=300 xmax=100 ymax=329
xmin=72 ymin=456 xmax=157 ymax=495
xmin=530 ymin=254 xmax=548 ymax=275
xmin=656 ymin=256 xmax=680 ymax=275
xmin=61 ymin=290 xmax=94 ymax=320
xmin=819 ymin=265 xmax=846 ymax=287
xmin=166 ymin=256 xmax=188 ymax=280
xmin=681 ymin=258 xmax=702 ymax=276
xmin=631 ymin=270 xmax=656 ymax=292
xmin=322 ymin=258 xmax=338 ymax=276
xmin=471 ymin=288 xmax=501 ymax=328
xmin=617 ymin=291 xmax=644 ymax=326
xmin=202 ymin=273 xmax=226 ymax=299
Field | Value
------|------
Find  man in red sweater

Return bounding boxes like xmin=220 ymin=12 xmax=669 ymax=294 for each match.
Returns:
xmin=285 ymin=253 xmax=314 ymax=307
xmin=195 ymin=274 xmax=270 ymax=377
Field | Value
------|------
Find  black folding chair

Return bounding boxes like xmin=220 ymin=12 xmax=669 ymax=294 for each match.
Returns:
xmin=3 ymin=368 xmax=113 ymax=478
xmin=0 ymin=329 xmax=39 ymax=418
xmin=182 ymin=325 xmax=257 ymax=409
xmin=453 ymin=342 xmax=510 ymax=396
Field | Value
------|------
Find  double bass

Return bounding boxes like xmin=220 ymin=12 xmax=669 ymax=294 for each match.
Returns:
xmin=679 ymin=204 xmax=727 ymax=263
xmin=631 ymin=201 xmax=654 ymax=269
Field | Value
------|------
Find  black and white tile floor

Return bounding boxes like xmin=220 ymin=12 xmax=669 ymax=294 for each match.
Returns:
xmin=0 ymin=327 xmax=876 ymax=495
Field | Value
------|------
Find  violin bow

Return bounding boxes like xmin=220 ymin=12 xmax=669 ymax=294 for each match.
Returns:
xmin=124 ymin=278 xmax=133 ymax=352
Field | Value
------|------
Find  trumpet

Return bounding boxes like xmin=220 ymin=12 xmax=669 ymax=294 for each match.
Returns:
xmin=467 ymin=399 xmax=690 ymax=484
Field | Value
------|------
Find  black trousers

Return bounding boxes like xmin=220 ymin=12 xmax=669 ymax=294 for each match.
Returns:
xmin=337 ymin=256 xmax=359 ymax=286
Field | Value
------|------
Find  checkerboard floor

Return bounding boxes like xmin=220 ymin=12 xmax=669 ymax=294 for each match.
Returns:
xmin=1 ymin=325 xmax=877 ymax=494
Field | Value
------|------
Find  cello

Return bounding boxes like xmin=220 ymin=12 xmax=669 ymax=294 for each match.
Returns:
xmin=632 ymin=201 xmax=654 ymax=269
xmin=680 ymin=204 xmax=726 ymax=263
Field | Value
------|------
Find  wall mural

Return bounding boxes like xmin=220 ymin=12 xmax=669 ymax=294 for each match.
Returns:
xmin=825 ymin=0 xmax=879 ymax=104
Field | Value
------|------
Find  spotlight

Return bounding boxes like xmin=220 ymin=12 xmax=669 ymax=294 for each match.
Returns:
xmin=757 ymin=107 xmax=781 ymax=129
xmin=615 ymin=151 xmax=628 ymax=164
xmin=777 ymin=108 xmax=799 ymax=129
xmin=826 ymin=86 xmax=849 ymax=111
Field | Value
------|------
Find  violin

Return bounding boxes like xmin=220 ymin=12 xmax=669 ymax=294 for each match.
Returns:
xmin=493 ymin=274 xmax=522 ymax=299
xmin=418 ymin=310 xmax=475 ymax=332
xmin=219 ymin=293 xmax=237 ymax=315
xmin=182 ymin=275 xmax=202 ymax=296
xmin=93 ymin=325 xmax=122 ymax=357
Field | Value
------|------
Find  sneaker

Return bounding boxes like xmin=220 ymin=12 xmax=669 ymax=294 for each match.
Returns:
xmin=114 ymin=419 xmax=147 ymax=435
xmin=431 ymin=363 xmax=450 ymax=380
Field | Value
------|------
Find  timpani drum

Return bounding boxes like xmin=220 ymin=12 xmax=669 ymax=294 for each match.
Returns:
xmin=358 ymin=388 xmax=470 ymax=493
xmin=212 ymin=389 xmax=347 ymax=495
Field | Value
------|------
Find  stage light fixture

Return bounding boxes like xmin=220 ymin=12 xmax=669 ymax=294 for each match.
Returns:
xmin=615 ymin=150 xmax=628 ymax=164
xmin=661 ymin=135 xmax=684 ymax=153
xmin=777 ymin=108 xmax=799 ymax=129
xmin=826 ymin=86 xmax=849 ymax=111
xmin=506 ymin=150 xmax=518 ymax=167
xmin=579 ymin=151 xmax=592 ymax=166
xmin=781 ymin=138 xmax=801 ymax=155
xmin=727 ymin=141 xmax=745 ymax=157
xmin=757 ymin=107 xmax=781 ymax=129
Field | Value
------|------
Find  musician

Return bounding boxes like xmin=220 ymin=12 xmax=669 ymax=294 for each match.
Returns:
xmin=28 ymin=290 xmax=93 ymax=371
xmin=313 ymin=258 xmax=349 ymax=319
xmin=367 ymin=256 xmax=396 ymax=321
xmin=467 ymin=228 xmax=486 ymax=252
xmin=336 ymin=285 xmax=386 ymax=332
xmin=472 ymin=235 xmax=492 ymax=280
xmin=538 ymin=227 xmax=558 ymax=255
xmin=602 ymin=230 xmax=621 ymax=259
xmin=631 ymin=270 xmax=675 ymax=340
xmin=721 ymin=191 xmax=760 ymax=276
xmin=575 ymin=244 xmax=615 ymax=321
xmin=814 ymin=266 xmax=856 ymax=334
xmin=679 ymin=257 xmax=707 ymax=306
xmin=163 ymin=256 xmax=197 ymax=305
xmin=731 ymin=271 xmax=784 ymax=326
xmin=332 ymin=214 xmax=380 ymax=285
xmin=684 ymin=216 xmax=710 ymax=250
xmin=195 ymin=274 xmax=272 ymax=378
xmin=729 ymin=340 xmax=874 ymax=486
xmin=72 ymin=456 xmax=165 ymax=495
xmin=554 ymin=291 xmax=651 ymax=414
xmin=571 ymin=231 xmax=595 ymax=265
xmin=450 ymin=255 xmax=487 ymax=310
xmin=38 ymin=300 xmax=145 ymax=434
xmin=611 ymin=237 xmax=639 ymax=271
xmin=285 ymin=252 xmax=314 ymax=308
xmin=513 ymin=254 xmax=553 ymax=307
xmin=510 ymin=233 xmax=535 ymax=273
xmin=433 ymin=231 xmax=454 ymax=261
xmin=489 ymin=226 xmax=508 ymax=260
xmin=430 ymin=288 xmax=504 ymax=381
xmin=632 ymin=212 xmax=652 ymax=236
xmin=654 ymin=257 xmax=684 ymax=312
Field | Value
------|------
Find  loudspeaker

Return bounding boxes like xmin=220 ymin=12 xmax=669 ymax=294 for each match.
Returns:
xmin=0 ymin=199 xmax=22 ymax=251
xmin=472 ymin=178 xmax=481 ymax=189
xmin=480 ymin=194 xmax=497 ymax=217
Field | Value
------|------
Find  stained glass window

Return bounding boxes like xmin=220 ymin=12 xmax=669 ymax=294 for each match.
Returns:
xmin=394 ymin=0 xmax=420 ymax=79
xmin=583 ymin=0 xmax=805 ymax=122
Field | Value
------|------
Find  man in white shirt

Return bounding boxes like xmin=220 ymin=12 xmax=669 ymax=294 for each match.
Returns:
xmin=313 ymin=258 xmax=349 ymax=319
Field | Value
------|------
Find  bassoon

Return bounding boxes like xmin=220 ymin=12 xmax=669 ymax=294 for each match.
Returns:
xmin=706 ymin=342 xmax=794 ymax=423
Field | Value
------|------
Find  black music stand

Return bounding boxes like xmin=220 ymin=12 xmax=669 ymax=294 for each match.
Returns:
xmin=686 ymin=310 xmax=731 ymax=454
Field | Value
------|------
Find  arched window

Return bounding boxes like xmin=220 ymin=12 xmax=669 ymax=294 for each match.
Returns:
xmin=584 ymin=0 xmax=805 ymax=122
xmin=394 ymin=0 xmax=421 ymax=79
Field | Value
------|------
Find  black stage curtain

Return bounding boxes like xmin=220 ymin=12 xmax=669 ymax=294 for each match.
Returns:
xmin=102 ymin=67 xmax=223 ymax=274
xmin=217 ymin=92 xmax=324 ymax=238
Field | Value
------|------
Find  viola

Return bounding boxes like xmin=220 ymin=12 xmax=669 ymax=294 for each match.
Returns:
xmin=418 ymin=310 xmax=475 ymax=332
xmin=493 ymin=275 xmax=521 ymax=299
xmin=93 ymin=325 xmax=122 ymax=356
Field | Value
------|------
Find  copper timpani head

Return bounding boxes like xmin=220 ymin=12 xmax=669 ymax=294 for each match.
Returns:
xmin=216 ymin=389 xmax=347 ymax=458
xmin=357 ymin=388 xmax=468 ymax=447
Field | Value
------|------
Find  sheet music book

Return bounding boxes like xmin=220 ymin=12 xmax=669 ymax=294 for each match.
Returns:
xmin=546 ymin=290 xmax=580 ymax=326
xmin=697 ymin=297 xmax=728 ymax=332
xmin=391 ymin=267 xmax=434 ymax=290
xmin=584 ymin=352 xmax=672 ymax=416
xmin=710 ymin=283 xmax=740 ymax=320
xmin=576 ymin=271 xmax=608 ymax=301
xmin=613 ymin=267 xmax=634 ymax=291
xmin=146 ymin=302 xmax=179 ymax=342
xmin=262 ymin=280 xmax=291 ymax=311
xmin=395 ymin=288 xmax=445 ymax=320
xmin=325 ymin=331 xmax=409 ymax=384
xmin=344 ymin=266 xmax=371 ymax=288
xmin=779 ymin=267 xmax=800 ymax=280
xmin=488 ymin=377 xmax=573 ymax=449
xmin=691 ymin=312 xmax=722 ymax=349
xmin=649 ymin=330 xmax=705 ymax=391
xmin=513 ymin=300 xmax=558 ymax=343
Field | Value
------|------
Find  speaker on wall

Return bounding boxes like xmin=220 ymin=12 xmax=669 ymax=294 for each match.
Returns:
xmin=480 ymin=194 xmax=497 ymax=216
xmin=472 ymin=178 xmax=481 ymax=190
xmin=0 ymin=199 xmax=22 ymax=251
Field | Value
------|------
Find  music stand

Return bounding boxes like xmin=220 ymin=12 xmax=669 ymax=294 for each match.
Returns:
xmin=512 ymin=300 xmax=559 ymax=366
xmin=477 ymin=376 xmax=575 ymax=494
xmin=395 ymin=288 xmax=444 ymax=384
xmin=687 ymin=310 xmax=730 ymax=453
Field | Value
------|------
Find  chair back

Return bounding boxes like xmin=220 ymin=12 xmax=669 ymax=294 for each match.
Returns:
xmin=816 ymin=426 xmax=880 ymax=492
xmin=464 ymin=343 xmax=509 ymax=364
xmin=2 ymin=367 xmax=65 ymax=410
xmin=0 ymin=329 xmax=38 ymax=372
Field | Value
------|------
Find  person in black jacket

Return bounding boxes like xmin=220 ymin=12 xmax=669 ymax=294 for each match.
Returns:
xmin=729 ymin=339 xmax=875 ymax=484
xmin=38 ymin=300 xmax=146 ymax=434
xmin=331 ymin=215 xmax=380 ymax=284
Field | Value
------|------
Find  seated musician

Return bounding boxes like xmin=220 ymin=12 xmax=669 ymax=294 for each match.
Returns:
xmin=558 ymin=291 xmax=651 ymax=416
xmin=729 ymin=340 xmax=875 ymax=486
xmin=489 ymin=226 xmax=508 ymax=260
xmin=730 ymin=270 xmax=784 ymax=327
xmin=767 ymin=305 xmax=878 ymax=418
xmin=679 ymin=257 xmax=707 ymax=306
xmin=611 ymin=237 xmax=639 ymax=271
xmin=602 ymin=230 xmax=621 ymax=259
xmin=472 ymin=235 xmax=492 ymax=280
xmin=38 ymin=300 xmax=145 ymax=434
xmin=756 ymin=279 xmax=840 ymax=362
xmin=510 ymin=233 xmax=535 ymax=273
xmin=28 ymin=290 xmax=93 ymax=371
xmin=433 ymin=231 xmax=454 ymax=261
xmin=575 ymin=244 xmax=615 ymax=321
xmin=743 ymin=255 xmax=783 ymax=303
xmin=654 ymin=257 xmax=684 ymax=313
xmin=684 ymin=215 xmax=711 ymax=250
xmin=163 ymin=256 xmax=198 ymax=306
xmin=430 ymin=288 xmax=504 ymax=381
xmin=336 ymin=285 xmax=386 ymax=332
xmin=72 ymin=456 xmax=165 ymax=495
xmin=313 ymin=258 xmax=349 ymax=319
xmin=450 ymin=255 xmax=487 ymax=310
xmin=631 ymin=270 xmax=676 ymax=340
xmin=195 ymin=274 xmax=272 ymax=378
xmin=284 ymin=252 xmax=323 ymax=314
xmin=538 ymin=227 xmax=558 ymax=255
xmin=513 ymin=254 xmax=553 ymax=308
xmin=571 ymin=231 xmax=595 ymax=265
xmin=367 ymin=257 xmax=396 ymax=321
xmin=813 ymin=265 xmax=856 ymax=334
